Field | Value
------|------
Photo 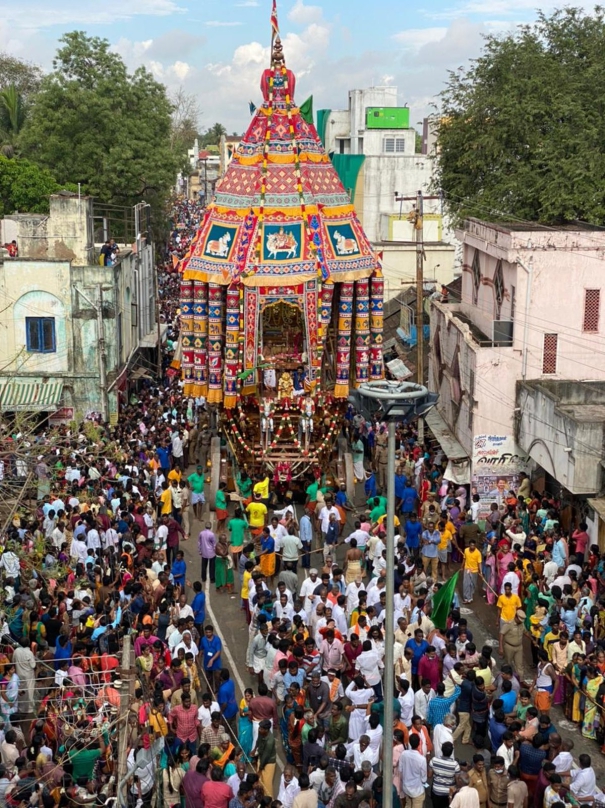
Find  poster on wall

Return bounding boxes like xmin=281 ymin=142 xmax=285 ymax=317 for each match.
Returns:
xmin=472 ymin=434 xmax=530 ymax=518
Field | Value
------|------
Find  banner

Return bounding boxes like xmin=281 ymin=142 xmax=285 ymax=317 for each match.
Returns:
xmin=472 ymin=434 xmax=529 ymax=517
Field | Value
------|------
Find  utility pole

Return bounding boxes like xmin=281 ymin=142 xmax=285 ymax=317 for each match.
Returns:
xmin=414 ymin=190 xmax=425 ymax=443
xmin=97 ymin=284 xmax=109 ymax=423
xmin=394 ymin=190 xmax=431 ymax=444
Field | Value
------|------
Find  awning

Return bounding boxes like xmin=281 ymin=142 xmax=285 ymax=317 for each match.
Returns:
xmin=0 ymin=378 xmax=64 ymax=412
xmin=139 ymin=324 xmax=168 ymax=349
xmin=588 ymin=499 xmax=605 ymax=521
xmin=425 ymin=408 xmax=469 ymax=462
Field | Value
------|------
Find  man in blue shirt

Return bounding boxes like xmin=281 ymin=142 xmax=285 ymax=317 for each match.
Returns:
xmin=217 ymin=669 xmax=238 ymax=732
xmin=395 ymin=470 xmax=408 ymax=512
xmin=421 ymin=521 xmax=441 ymax=579
xmin=191 ymin=581 xmax=206 ymax=633
xmin=405 ymin=629 xmax=429 ymax=687
xmin=405 ymin=513 xmax=423 ymax=559
xmin=401 ymin=484 xmax=418 ymax=520
xmin=300 ymin=513 xmax=313 ymax=568
xmin=156 ymin=443 xmax=171 ymax=475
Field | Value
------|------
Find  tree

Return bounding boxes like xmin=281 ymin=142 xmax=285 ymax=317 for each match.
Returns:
xmin=0 ymin=86 xmax=24 ymax=136
xmin=19 ymin=32 xmax=180 ymax=222
xmin=0 ymin=155 xmax=64 ymax=216
xmin=0 ymin=53 xmax=42 ymax=98
xmin=200 ymin=122 xmax=227 ymax=148
xmin=171 ymin=87 xmax=201 ymax=152
xmin=435 ymin=7 xmax=605 ymax=225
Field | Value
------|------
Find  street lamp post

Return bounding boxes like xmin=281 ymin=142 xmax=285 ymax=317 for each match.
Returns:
xmin=349 ymin=381 xmax=438 ymax=808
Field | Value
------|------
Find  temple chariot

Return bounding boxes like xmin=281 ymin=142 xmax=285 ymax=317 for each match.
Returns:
xmin=179 ymin=9 xmax=384 ymax=499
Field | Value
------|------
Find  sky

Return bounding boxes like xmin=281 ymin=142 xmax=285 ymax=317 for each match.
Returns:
xmin=0 ymin=0 xmax=594 ymax=133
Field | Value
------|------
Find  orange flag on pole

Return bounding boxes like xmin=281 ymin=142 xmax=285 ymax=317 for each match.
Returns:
xmin=271 ymin=0 xmax=279 ymax=36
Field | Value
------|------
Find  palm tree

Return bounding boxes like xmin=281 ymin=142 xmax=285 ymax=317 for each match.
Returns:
xmin=0 ymin=84 xmax=24 ymax=138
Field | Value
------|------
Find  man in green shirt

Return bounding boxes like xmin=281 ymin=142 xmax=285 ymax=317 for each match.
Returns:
xmin=369 ymin=497 xmax=386 ymax=523
xmin=228 ymin=508 xmax=249 ymax=560
xmin=68 ymin=738 xmax=105 ymax=780
xmin=252 ymin=719 xmax=276 ymax=797
xmin=188 ymin=464 xmax=206 ymax=520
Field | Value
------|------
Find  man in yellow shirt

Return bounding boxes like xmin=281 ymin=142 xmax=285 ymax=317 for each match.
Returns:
xmin=462 ymin=539 xmax=482 ymax=603
xmin=159 ymin=482 xmax=173 ymax=516
xmin=497 ymin=582 xmax=522 ymax=654
xmin=438 ymin=518 xmax=453 ymax=579
xmin=246 ymin=493 xmax=268 ymax=537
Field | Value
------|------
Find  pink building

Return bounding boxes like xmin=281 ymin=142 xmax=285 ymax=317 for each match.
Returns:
xmin=428 ymin=218 xmax=605 ymax=542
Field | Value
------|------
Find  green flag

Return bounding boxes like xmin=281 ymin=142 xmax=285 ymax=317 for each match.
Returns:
xmin=300 ymin=95 xmax=314 ymax=125
xmin=431 ymin=571 xmax=460 ymax=630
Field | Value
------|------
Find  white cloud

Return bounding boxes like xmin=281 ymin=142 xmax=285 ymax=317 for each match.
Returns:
xmin=0 ymin=0 xmax=185 ymax=30
xmin=288 ymin=0 xmax=323 ymax=26
xmin=205 ymin=21 xmax=245 ymax=27
xmin=393 ymin=27 xmax=448 ymax=50
xmin=235 ymin=0 xmax=259 ymax=5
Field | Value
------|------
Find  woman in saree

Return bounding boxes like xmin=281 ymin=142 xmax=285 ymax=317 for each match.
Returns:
xmin=524 ymin=575 xmax=541 ymax=628
xmin=483 ymin=546 xmax=497 ymax=605
xmin=565 ymin=653 xmax=584 ymax=723
xmin=0 ymin=662 xmax=19 ymax=725
xmin=280 ymin=693 xmax=295 ymax=762
xmin=287 ymin=704 xmax=306 ymax=768
xmin=581 ymin=664 xmax=603 ymax=739
xmin=238 ymin=687 xmax=254 ymax=761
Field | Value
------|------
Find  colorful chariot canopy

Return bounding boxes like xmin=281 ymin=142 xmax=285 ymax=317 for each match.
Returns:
xmin=181 ymin=27 xmax=381 ymax=287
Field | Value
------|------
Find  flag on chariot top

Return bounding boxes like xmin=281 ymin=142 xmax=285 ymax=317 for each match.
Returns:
xmin=270 ymin=0 xmax=279 ymax=36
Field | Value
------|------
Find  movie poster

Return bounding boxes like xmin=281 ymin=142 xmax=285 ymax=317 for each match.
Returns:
xmin=472 ymin=434 xmax=530 ymax=518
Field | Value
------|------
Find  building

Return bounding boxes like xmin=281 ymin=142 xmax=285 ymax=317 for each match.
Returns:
xmin=428 ymin=217 xmax=605 ymax=543
xmin=0 ymin=194 xmax=159 ymax=423
xmin=319 ymin=87 xmax=456 ymax=298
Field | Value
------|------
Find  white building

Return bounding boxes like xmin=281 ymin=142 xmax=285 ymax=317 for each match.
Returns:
xmin=428 ymin=217 xmax=605 ymax=545
xmin=320 ymin=87 xmax=456 ymax=299
xmin=0 ymin=194 xmax=159 ymax=423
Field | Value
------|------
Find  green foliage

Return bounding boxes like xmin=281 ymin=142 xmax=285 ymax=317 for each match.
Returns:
xmin=200 ymin=122 xmax=227 ymax=148
xmin=0 ymin=53 xmax=42 ymax=98
xmin=435 ymin=7 xmax=605 ymax=225
xmin=414 ymin=131 xmax=423 ymax=154
xmin=0 ymin=85 xmax=24 ymax=136
xmin=19 ymin=31 xmax=180 ymax=221
xmin=0 ymin=155 xmax=63 ymax=216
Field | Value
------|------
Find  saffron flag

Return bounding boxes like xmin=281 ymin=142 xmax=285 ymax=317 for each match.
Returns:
xmin=271 ymin=0 xmax=279 ymax=36
xmin=300 ymin=95 xmax=314 ymax=125
xmin=431 ymin=571 xmax=459 ymax=630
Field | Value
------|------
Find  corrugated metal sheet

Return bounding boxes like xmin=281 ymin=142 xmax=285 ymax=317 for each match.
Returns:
xmin=0 ymin=378 xmax=64 ymax=411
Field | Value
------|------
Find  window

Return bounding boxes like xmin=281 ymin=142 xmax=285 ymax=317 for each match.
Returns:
xmin=471 ymin=249 xmax=481 ymax=305
xmin=493 ymin=259 xmax=504 ymax=320
xmin=383 ymin=137 xmax=405 ymax=153
xmin=583 ymin=288 xmax=600 ymax=332
xmin=25 ymin=317 xmax=56 ymax=353
xmin=542 ymin=333 xmax=558 ymax=374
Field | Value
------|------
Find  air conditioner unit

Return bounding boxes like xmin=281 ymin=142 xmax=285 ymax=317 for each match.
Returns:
xmin=493 ymin=320 xmax=513 ymax=346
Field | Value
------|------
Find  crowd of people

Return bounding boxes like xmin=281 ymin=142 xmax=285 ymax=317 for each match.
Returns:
xmin=0 ymin=195 xmax=604 ymax=808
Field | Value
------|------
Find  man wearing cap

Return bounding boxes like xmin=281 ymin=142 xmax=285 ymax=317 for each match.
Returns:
xmin=500 ymin=609 xmax=526 ymax=673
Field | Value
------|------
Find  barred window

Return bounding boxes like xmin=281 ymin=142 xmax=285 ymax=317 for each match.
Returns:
xmin=542 ymin=333 xmax=558 ymax=374
xmin=583 ymin=289 xmax=600 ymax=332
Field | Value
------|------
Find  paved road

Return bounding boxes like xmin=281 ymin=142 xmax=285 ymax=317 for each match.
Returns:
xmin=179 ymin=481 xmax=605 ymax=788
